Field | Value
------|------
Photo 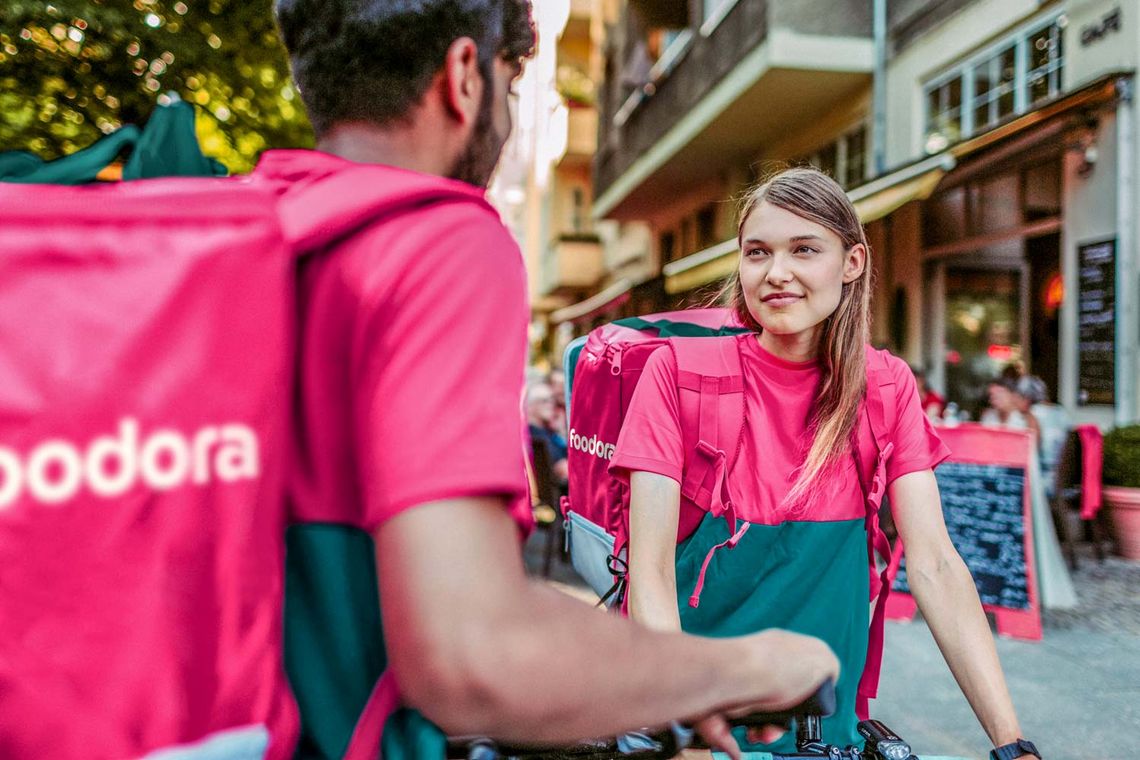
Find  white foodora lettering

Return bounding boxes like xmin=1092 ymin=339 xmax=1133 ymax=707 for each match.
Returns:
xmin=568 ymin=428 xmax=616 ymax=461
xmin=0 ymin=417 xmax=261 ymax=510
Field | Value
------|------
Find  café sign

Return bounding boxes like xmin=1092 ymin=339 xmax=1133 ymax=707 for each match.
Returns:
xmin=1081 ymin=6 xmax=1122 ymax=46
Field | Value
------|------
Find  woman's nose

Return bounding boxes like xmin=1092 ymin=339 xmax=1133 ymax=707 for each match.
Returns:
xmin=765 ymin=253 xmax=793 ymax=284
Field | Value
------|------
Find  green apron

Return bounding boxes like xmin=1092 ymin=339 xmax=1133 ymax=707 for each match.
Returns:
xmin=677 ymin=513 xmax=870 ymax=754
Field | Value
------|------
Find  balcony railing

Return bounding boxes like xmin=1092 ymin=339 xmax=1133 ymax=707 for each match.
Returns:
xmin=596 ymin=0 xmax=872 ymax=204
xmin=597 ymin=0 xmax=770 ymax=196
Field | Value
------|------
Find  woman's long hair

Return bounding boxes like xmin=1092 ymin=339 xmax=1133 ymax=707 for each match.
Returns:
xmin=721 ymin=167 xmax=872 ymax=508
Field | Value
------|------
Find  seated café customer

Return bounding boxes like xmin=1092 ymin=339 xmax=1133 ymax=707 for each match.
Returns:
xmin=1016 ymin=375 xmax=1070 ymax=496
xmin=911 ymin=365 xmax=946 ymax=420
xmin=525 ymin=380 xmax=568 ymax=483
xmin=980 ymin=377 xmax=1037 ymax=439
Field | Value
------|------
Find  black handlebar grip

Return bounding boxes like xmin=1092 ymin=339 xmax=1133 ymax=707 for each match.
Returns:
xmin=726 ymin=678 xmax=837 ymax=730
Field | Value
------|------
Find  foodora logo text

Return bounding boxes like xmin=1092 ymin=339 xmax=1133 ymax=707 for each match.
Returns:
xmin=0 ymin=418 xmax=260 ymax=509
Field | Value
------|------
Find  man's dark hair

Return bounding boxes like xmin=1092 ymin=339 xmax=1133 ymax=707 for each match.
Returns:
xmin=275 ymin=0 xmax=536 ymax=135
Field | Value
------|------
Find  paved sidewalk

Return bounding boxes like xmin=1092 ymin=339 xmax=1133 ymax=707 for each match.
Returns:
xmin=526 ymin=536 xmax=1140 ymax=759
xmin=877 ymin=552 xmax=1140 ymax=760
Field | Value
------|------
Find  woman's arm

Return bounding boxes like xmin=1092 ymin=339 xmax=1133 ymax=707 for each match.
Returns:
xmin=889 ymin=470 xmax=1034 ymax=758
xmin=628 ymin=470 xmax=684 ymax=632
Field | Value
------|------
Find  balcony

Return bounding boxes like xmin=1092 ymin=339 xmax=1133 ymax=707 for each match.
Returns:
xmin=540 ymin=233 xmax=605 ymax=297
xmin=562 ymin=105 xmax=598 ymax=163
xmin=595 ymin=0 xmax=873 ymax=219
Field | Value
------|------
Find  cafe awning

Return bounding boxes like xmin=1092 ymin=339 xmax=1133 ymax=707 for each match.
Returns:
xmin=550 ymin=278 xmax=633 ymax=324
xmin=848 ymin=153 xmax=954 ymax=224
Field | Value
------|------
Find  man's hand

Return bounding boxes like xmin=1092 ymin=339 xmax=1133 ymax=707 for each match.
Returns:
xmin=693 ymin=630 xmax=840 ymax=760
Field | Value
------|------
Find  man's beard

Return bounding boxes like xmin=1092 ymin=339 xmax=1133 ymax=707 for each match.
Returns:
xmin=449 ymin=77 xmax=506 ymax=187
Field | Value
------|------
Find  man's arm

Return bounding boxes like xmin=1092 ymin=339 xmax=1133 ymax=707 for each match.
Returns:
xmin=375 ymin=496 xmax=839 ymax=756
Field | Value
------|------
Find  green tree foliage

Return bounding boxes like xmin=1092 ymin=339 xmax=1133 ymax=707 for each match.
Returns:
xmin=0 ymin=0 xmax=313 ymax=173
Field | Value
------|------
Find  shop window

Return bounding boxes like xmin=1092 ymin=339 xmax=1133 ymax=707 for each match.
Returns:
xmin=944 ymin=267 xmax=1023 ymax=412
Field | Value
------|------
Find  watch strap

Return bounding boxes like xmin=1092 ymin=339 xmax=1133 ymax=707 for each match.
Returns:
xmin=990 ymin=738 xmax=1041 ymax=760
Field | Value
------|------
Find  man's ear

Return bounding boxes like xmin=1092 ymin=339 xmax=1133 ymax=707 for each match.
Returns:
xmin=441 ymin=36 xmax=483 ymax=125
xmin=843 ymin=243 xmax=867 ymax=284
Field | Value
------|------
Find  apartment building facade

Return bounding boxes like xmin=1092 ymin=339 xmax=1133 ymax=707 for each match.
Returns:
xmin=549 ymin=0 xmax=1137 ymax=425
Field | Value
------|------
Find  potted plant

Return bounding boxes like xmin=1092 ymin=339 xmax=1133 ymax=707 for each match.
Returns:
xmin=1102 ymin=424 xmax=1140 ymax=560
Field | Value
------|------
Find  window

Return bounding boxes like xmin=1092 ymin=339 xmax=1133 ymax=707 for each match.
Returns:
xmin=843 ymin=125 xmax=868 ymax=187
xmin=804 ymin=123 xmax=868 ymax=188
xmin=697 ymin=205 xmax=717 ymax=250
xmin=660 ymin=231 xmax=677 ymax=264
xmin=924 ymin=13 xmax=1066 ymax=154
xmin=680 ymin=217 xmax=695 ymax=256
xmin=971 ymin=45 xmax=1016 ymax=132
xmin=1028 ymin=20 xmax=1064 ymax=106
xmin=571 ymin=188 xmax=586 ymax=233
xmin=925 ymin=76 xmax=963 ymax=154
xmin=816 ymin=143 xmax=839 ymax=183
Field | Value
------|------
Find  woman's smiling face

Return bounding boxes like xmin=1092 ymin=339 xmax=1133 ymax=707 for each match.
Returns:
xmin=738 ymin=201 xmax=865 ymax=351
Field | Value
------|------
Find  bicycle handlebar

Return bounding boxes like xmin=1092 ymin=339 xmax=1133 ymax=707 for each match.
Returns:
xmin=446 ymin=679 xmax=837 ymax=760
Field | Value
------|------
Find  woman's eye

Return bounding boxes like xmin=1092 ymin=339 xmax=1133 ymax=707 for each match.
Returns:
xmin=795 ymin=246 xmax=819 ymax=255
xmin=745 ymin=248 xmax=768 ymax=257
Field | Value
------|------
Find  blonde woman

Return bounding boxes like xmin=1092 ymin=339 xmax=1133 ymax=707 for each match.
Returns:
xmin=610 ymin=168 xmax=1039 ymax=760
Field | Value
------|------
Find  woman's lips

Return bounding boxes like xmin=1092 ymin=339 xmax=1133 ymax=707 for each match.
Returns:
xmin=761 ymin=294 xmax=803 ymax=307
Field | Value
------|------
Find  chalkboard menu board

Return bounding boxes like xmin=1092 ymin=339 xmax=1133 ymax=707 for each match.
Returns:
xmin=1077 ymin=238 xmax=1115 ymax=406
xmin=893 ymin=461 xmax=1030 ymax=610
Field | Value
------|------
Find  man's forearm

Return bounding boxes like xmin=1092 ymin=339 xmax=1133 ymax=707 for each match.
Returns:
xmin=408 ymin=578 xmax=788 ymax=743
xmin=380 ymin=497 xmax=835 ymax=749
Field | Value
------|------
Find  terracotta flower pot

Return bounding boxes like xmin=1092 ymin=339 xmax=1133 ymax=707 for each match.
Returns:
xmin=1103 ymin=486 xmax=1140 ymax=560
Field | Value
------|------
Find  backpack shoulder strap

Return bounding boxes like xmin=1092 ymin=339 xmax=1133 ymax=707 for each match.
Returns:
xmin=670 ymin=336 xmax=745 ymax=510
xmin=854 ymin=346 xmax=898 ymax=500
xmin=274 ymin=166 xmax=492 ymax=253
xmin=855 ymin=345 xmax=901 ymax=719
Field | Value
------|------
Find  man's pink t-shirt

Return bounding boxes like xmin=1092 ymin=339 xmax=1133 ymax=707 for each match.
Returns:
xmin=611 ymin=334 xmax=949 ymax=532
xmin=270 ymin=151 xmax=533 ymax=534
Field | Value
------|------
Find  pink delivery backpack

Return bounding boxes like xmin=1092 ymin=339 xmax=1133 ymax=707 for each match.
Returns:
xmin=561 ymin=308 xmax=899 ymax=718
xmin=0 ymin=165 xmax=478 ymax=759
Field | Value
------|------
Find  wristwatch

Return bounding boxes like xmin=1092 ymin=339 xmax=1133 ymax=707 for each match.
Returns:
xmin=989 ymin=738 xmax=1041 ymax=760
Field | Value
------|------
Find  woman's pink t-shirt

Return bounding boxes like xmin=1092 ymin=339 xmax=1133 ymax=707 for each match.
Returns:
xmin=611 ymin=334 xmax=948 ymax=531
